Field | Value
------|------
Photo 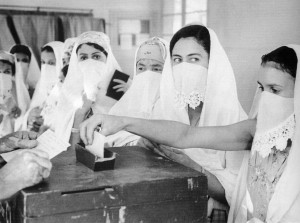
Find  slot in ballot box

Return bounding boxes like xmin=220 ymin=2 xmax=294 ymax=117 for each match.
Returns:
xmin=12 ymin=147 xmax=207 ymax=223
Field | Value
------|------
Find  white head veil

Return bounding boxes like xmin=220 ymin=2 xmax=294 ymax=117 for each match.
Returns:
xmin=153 ymin=25 xmax=248 ymax=203
xmin=41 ymin=38 xmax=77 ymax=128
xmin=228 ymin=45 xmax=300 ymax=223
xmin=21 ymin=41 xmax=64 ymax=130
xmin=9 ymin=44 xmax=41 ymax=130
xmin=109 ymin=37 xmax=168 ymax=118
xmin=106 ymin=37 xmax=169 ymax=147
xmin=53 ymin=31 xmax=121 ymax=142
xmin=29 ymin=41 xmax=64 ymax=109
xmin=9 ymin=44 xmax=41 ymax=90
xmin=0 ymin=51 xmax=16 ymax=136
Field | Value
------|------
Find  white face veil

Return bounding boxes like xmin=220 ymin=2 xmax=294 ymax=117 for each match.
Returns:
xmin=106 ymin=37 xmax=169 ymax=147
xmin=53 ymin=31 xmax=121 ymax=143
xmin=228 ymin=45 xmax=300 ymax=223
xmin=0 ymin=51 xmax=16 ymax=136
xmin=29 ymin=41 xmax=64 ymax=109
xmin=153 ymin=26 xmax=248 ymax=204
xmin=109 ymin=37 xmax=168 ymax=118
xmin=40 ymin=38 xmax=77 ymax=128
xmin=20 ymin=41 xmax=64 ymax=130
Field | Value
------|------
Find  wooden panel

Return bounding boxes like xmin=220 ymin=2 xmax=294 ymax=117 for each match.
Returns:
xmin=17 ymin=200 xmax=206 ymax=223
xmin=15 ymin=147 xmax=207 ymax=221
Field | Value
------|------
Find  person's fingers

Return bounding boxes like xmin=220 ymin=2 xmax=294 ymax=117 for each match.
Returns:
xmin=113 ymin=79 xmax=125 ymax=84
xmin=27 ymin=162 xmax=43 ymax=185
xmin=79 ymin=121 xmax=88 ymax=145
xmin=116 ymin=88 xmax=125 ymax=92
xmin=113 ymin=84 xmax=123 ymax=90
xmin=24 ymin=151 xmax=52 ymax=170
xmin=28 ymin=149 xmax=49 ymax=159
xmin=19 ymin=131 xmax=29 ymax=139
xmin=86 ymin=122 xmax=97 ymax=145
xmin=12 ymin=131 xmax=23 ymax=139
xmin=42 ymin=168 xmax=51 ymax=178
xmin=86 ymin=117 xmax=103 ymax=145
xmin=16 ymin=139 xmax=38 ymax=149
xmin=28 ymin=131 xmax=38 ymax=140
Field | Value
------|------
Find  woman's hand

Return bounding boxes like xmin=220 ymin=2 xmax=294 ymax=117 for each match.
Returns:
xmin=28 ymin=107 xmax=43 ymax=127
xmin=80 ymin=114 xmax=126 ymax=145
xmin=0 ymin=149 xmax=52 ymax=200
xmin=112 ymin=78 xmax=132 ymax=93
xmin=9 ymin=106 xmax=21 ymax=119
xmin=0 ymin=131 xmax=38 ymax=154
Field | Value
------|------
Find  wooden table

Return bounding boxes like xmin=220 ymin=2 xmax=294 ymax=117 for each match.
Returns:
xmin=12 ymin=146 xmax=207 ymax=223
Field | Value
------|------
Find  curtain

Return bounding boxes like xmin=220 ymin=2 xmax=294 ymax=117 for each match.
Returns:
xmin=61 ymin=15 xmax=105 ymax=38
xmin=0 ymin=15 xmax=15 ymax=51
xmin=0 ymin=12 xmax=105 ymax=59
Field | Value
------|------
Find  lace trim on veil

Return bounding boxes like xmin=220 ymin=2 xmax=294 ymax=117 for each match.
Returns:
xmin=252 ymin=114 xmax=296 ymax=158
xmin=175 ymin=88 xmax=206 ymax=109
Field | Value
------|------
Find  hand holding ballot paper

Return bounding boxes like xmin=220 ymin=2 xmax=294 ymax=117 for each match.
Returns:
xmin=1 ymin=130 xmax=70 ymax=162
xmin=85 ymin=131 xmax=106 ymax=158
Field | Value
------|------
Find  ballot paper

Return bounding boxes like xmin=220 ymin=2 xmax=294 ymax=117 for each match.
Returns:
xmin=35 ymin=129 xmax=70 ymax=159
xmin=1 ymin=130 xmax=70 ymax=162
xmin=85 ymin=131 xmax=106 ymax=158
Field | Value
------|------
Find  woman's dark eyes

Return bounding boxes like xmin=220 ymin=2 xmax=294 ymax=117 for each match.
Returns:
xmin=271 ymin=88 xmax=279 ymax=94
xmin=258 ymin=86 xmax=264 ymax=91
xmin=173 ymin=58 xmax=181 ymax=63
xmin=4 ymin=70 xmax=12 ymax=74
xmin=80 ymin=56 xmax=88 ymax=61
xmin=190 ymin=57 xmax=200 ymax=62
xmin=92 ymin=55 xmax=101 ymax=60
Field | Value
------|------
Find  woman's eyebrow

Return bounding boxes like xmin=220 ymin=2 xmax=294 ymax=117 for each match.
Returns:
xmin=92 ymin=51 xmax=102 ymax=55
xmin=137 ymin=62 xmax=146 ymax=67
xmin=151 ymin=64 xmax=163 ymax=67
xmin=172 ymin=54 xmax=182 ymax=57
xmin=267 ymin=83 xmax=283 ymax=88
xmin=79 ymin=52 xmax=87 ymax=55
xmin=188 ymin=53 xmax=202 ymax=57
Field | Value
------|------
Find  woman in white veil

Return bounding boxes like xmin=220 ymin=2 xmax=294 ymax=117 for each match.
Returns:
xmin=40 ymin=38 xmax=77 ymax=129
xmin=106 ymin=37 xmax=169 ymax=147
xmin=0 ymin=51 xmax=21 ymax=136
xmin=227 ymin=45 xmax=300 ymax=223
xmin=10 ymin=44 xmax=41 ymax=95
xmin=9 ymin=44 xmax=40 ymax=130
xmin=139 ymin=25 xmax=247 ymax=208
xmin=53 ymin=31 xmax=121 ymax=144
xmin=21 ymin=41 xmax=64 ymax=131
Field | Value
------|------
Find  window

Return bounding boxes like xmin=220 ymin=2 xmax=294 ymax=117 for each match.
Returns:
xmin=162 ymin=0 xmax=207 ymax=41
xmin=118 ymin=19 xmax=150 ymax=49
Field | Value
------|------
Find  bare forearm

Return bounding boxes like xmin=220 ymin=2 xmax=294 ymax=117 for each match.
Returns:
xmin=123 ymin=118 xmax=254 ymax=151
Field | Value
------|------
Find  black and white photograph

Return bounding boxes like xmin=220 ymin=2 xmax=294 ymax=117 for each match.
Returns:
xmin=0 ymin=0 xmax=299 ymax=222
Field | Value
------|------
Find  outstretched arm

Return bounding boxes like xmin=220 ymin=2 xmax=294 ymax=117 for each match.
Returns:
xmin=80 ymin=114 xmax=255 ymax=151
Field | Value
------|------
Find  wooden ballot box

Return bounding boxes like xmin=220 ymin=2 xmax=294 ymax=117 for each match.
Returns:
xmin=12 ymin=147 xmax=207 ymax=223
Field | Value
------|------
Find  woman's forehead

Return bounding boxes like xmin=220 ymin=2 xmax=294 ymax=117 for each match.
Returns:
xmin=258 ymin=65 xmax=295 ymax=85
xmin=41 ymin=51 xmax=55 ymax=59
xmin=137 ymin=44 xmax=163 ymax=63
xmin=172 ymin=37 xmax=206 ymax=56
xmin=0 ymin=61 xmax=12 ymax=69
xmin=77 ymin=44 xmax=101 ymax=54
